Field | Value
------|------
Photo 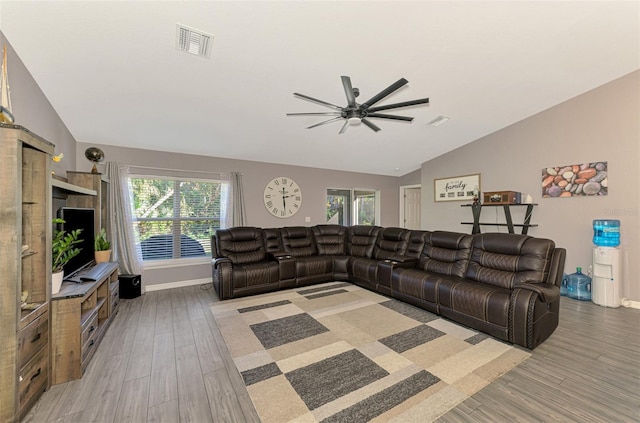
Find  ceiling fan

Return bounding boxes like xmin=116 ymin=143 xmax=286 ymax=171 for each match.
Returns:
xmin=287 ymin=76 xmax=429 ymax=134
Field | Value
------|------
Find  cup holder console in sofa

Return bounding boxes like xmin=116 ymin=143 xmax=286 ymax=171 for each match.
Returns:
xmin=211 ymin=225 xmax=566 ymax=349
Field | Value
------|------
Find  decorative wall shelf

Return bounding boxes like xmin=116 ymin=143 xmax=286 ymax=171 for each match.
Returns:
xmin=461 ymin=203 xmax=538 ymax=235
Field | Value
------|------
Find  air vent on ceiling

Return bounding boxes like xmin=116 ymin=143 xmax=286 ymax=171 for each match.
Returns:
xmin=428 ymin=116 xmax=450 ymax=127
xmin=176 ymin=24 xmax=213 ymax=58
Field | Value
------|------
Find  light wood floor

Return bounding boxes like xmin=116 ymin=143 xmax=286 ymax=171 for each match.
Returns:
xmin=24 ymin=284 xmax=640 ymax=423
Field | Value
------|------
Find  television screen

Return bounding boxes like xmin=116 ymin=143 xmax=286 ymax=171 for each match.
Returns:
xmin=57 ymin=207 xmax=95 ymax=277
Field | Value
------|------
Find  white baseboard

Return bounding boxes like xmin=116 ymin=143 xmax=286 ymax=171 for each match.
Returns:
xmin=144 ymin=278 xmax=212 ymax=292
xmin=621 ymin=298 xmax=640 ymax=309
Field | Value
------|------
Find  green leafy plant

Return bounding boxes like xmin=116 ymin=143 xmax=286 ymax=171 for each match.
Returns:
xmin=52 ymin=218 xmax=83 ymax=273
xmin=94 ymin=228 xmax=111 ymax=251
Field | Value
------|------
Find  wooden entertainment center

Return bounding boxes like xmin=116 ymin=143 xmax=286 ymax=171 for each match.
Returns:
xmin=50 ymin=262 xmax=120 ymax=384
xmin=0 ymin=124 xmax=120 ymax=422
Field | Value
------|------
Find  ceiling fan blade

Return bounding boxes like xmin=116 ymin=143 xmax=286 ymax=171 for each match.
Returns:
xmin=294 ymin=93 xmax=342 ymax=110
xmin=286 ymin=112 xmax=342 ymax=116
xmin=338 ymin=120 xmax=350 ymax=134
xmin=361 ymin=119 xmax=381 ymax=132
xmin=341 ymin=76 xmax=357 ymax=108
xmin=306 ymin=116 xmax=344 ymax=129
xmin=366 ymin=113 xmax=414 ymax=122
xmin=361 ymin=78 xmax=408 ymax=109
xmin=367 ymin=98 xmax=429 ymax=113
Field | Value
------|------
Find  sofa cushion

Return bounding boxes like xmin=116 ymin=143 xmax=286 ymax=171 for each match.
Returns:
xmin=438 ymin=278 xmax=512 ymax=329
xmin=406 ymin=230 xmax=429 ymax=258
xmin=312 ymin=225 xmax=346 ymax=255
xmin=372 ymin=227 xmax=410 ymax=260
xmin=346 ymin=226 xmax=380 ymax=258
xmin=295 ymin=256 xmax=334 ymax=280
xmin=232 ymin=261 xmax=280 ymax=289
xmin=215 ymin=227 xmax=267 ymax=264
xmin=391 ymin=268 xmax=444 ymax=306
xmin=263 ymin=228 xmax=283 ymax=253
xmin=349 ymin=257 xmax=379 ymax=289
xmin=419 ymin=231 xmax=473 ymax=278
xmin=281 ymin=226 xmax=318 ymax=257
xmin=465 ymin=233 xmax=555 ymax=289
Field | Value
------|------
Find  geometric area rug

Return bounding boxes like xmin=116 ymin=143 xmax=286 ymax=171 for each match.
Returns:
xmin=211 ymin=282 xmax=530 ymax=423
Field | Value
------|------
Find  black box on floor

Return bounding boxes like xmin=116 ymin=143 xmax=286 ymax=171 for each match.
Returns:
xmin=119 ymin=274 xmax=142 ymax=299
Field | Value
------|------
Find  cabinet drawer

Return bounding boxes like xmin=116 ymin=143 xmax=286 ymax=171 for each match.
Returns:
xmin=18 ymin=312 xmax=49 ymax=368
xmin=81 ymin=312 xmax=99 ymax=350
xmin=111 ymin=286 xmax=120 ymax=315
xmin=19 ymin=345 xmax=48 ymax=412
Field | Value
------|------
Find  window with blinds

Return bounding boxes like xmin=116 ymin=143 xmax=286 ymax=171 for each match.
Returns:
xmin=129 ymin=176 xmax=228 ymax=261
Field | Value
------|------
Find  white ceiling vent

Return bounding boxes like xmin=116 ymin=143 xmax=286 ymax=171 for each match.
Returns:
xmin=176 ymin=24 xmax=213 ymax=58
xmin=428 ymin=116 xmax=450 ymax=127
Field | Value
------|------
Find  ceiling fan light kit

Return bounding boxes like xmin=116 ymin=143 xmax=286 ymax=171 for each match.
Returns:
xmin=287 ymin=76 xmax=429 ymax=134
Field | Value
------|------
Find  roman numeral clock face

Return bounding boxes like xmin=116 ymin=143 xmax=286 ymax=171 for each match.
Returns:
xmin=264 ymin=177 xmax=302 ymax=218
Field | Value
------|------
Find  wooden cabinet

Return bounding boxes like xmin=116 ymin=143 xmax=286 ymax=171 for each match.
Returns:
xmin=65 ymin=171 xmax=110 ymax=238
xmin=50 ymin=262 xmax=119 ymax=385
xmin=0 ymin=124 xmax=53 ymax=423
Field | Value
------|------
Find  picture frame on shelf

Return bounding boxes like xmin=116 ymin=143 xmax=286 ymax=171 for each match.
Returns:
xmin=434 ymin=173 xmax=480 ymax=202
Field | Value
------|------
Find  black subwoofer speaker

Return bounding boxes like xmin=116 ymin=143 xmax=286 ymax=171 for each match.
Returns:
xmin=119 ymin=274 xmax=142 ymax=299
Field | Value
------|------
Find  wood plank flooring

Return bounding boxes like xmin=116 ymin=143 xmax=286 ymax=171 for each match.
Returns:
xmin=24 ymin=285 xmax=640 ymax=422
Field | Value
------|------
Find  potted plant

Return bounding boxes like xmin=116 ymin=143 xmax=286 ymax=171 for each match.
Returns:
xmin=94 ymin=228 xmax=112 ymax=263
xmin=52 ymin=218 xmax=83 ymax=294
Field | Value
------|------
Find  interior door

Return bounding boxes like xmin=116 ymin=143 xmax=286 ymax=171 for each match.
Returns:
xmin=403 ymin=187 xmax=421 ymax=229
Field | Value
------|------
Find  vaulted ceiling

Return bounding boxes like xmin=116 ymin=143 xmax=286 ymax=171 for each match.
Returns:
xmin=1 ymin=1 xmax=638 ymax=176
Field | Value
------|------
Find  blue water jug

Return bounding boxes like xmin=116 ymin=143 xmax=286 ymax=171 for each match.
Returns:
xmin=560 ymin=273 xmax=568 ymax=296
xmin=567 ymin=267 xmax=591 ymax=301
xmin=593 ymin=219 xmax=620 ymax=247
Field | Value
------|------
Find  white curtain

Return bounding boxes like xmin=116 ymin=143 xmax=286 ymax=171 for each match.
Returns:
xmin=105 ymin=162 xmax=145 ymax=291
xmin=226 ymin=171 xmax=246 ymax=228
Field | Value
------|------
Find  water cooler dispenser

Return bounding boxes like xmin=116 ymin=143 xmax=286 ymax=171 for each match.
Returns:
xmin=592 ymin=220 xmax=621 ymax=308
xmin=592 ymin=247 xmax=621 ymax=307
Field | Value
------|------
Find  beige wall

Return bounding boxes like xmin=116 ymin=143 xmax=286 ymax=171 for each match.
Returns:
xmin=0 ymin=32 xmax=77 ymax=175
xmin=421 ymin=71 xmax=640 ymax=301
xmin=76 ymin=142 xmax=402 ymax=286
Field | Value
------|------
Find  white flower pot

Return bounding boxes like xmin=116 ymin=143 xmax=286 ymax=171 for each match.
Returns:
xmin=52 ymin=271 xmax=64 ymax=295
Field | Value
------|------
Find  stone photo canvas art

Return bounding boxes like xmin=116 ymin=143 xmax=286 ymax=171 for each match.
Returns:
xmin=542 ymin=162 xmax=607 ymax=198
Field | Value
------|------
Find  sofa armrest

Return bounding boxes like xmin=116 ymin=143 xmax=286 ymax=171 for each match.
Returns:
xmin=515 ymin=282 xmax=560 ymax=303
xmin=211 ymin=258 xmax=233 ymax=300
xmin=546 ymin=248 xmax=566 ymax=287
xmin=385 ymin=255 xmax=418 ymax=267
xmin=212 ymin=257 xmax=231 ymax=268
xmin=268 ymin=251 xmax=292 ymax=260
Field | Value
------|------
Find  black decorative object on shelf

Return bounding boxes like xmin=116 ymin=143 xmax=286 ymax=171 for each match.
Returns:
xmin=84 ymin=147 xmax=105 ymax=174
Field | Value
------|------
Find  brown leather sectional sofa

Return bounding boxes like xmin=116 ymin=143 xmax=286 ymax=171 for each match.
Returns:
xmin=211 ymin=225 xmax=566 ymax=349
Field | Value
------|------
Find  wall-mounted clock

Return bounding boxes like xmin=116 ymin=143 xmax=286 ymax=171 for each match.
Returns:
xmin=264 ymin=176 xmax=302 ymax=218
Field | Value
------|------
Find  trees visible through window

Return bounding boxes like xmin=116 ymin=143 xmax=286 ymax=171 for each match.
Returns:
xmin=354 ymin=190 xmax=376 ymax=225
xmin=326 ymin=189 xmax=378 ymax=226
xmin=129 ymin=176 xmax=228 ymax=260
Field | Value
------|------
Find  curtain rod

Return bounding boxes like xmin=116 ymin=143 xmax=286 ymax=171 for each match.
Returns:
xmin=125 ymin=164 xmax=240 ymax=176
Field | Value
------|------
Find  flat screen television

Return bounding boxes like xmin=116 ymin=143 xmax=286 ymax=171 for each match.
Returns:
xmin=57 ymin=207 xmax=95 ymax=277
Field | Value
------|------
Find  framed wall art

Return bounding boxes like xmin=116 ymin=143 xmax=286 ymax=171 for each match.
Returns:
xmin=434 ymin=173 xmax=480 ymax=202
xmin=542 ymin=162 xmax=607 ymax=198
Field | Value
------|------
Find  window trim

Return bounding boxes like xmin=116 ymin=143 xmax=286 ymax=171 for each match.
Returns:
xmin=129 ymin=173 xmax=227 ymax=262
xmin=326 ymin=187 xmax=380 ymax=226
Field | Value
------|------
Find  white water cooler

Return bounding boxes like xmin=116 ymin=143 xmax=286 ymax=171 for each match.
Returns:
xmin=592 ymin=247 xmax=622 ymax=308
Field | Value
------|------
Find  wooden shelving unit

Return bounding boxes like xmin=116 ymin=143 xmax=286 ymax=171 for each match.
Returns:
xmin=50 ymin=262 xmax=119 ymax=384
xmin=461 ymin=203 xmax=538 ymax=235
xmin=0 ymin=124 xmax=54 ymax=422
xmin=65 ymin=171 xmax=110 ymax=242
